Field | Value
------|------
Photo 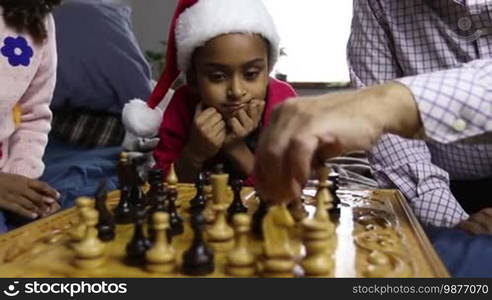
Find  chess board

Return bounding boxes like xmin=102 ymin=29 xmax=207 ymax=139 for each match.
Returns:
xmin=0 ymin=184 xmax=449 ymax=278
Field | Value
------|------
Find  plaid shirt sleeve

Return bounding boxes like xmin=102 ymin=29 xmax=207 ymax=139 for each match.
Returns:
xmin=397 ymin=58 xmax=492 ymax=144
xmin=348 ymin=0 xmax=469 ymax=227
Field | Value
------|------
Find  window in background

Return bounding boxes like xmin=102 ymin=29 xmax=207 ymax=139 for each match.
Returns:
xmin=263 ymin=0 xmax=353 ymax=84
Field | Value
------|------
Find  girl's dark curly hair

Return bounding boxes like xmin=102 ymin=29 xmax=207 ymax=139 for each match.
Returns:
xmin=1 ymin=0 xmax=62 ymax=43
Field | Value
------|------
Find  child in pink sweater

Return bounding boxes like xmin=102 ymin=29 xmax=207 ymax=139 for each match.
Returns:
xmin=0 ymin=0 xmax=61 ymax=232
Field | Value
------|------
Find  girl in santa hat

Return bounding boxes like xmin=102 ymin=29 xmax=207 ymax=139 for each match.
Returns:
xmin=123 ymin=0 xmax=297 ymax=185
xmin=0 ymin=0 xmax=62 ymax=232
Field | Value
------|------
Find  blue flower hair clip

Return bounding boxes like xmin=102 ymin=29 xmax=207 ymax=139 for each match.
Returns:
xmin=1 ymin=36 xmax=34 ymax=67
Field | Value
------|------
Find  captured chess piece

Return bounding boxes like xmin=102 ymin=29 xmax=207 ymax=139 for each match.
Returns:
xmin=114 ymin=152 xmax=134 ymax=224
xmin=189 ymin=172 xmax=206 ymax=214
xmin=70 ymin=197 xmax=94 ymax=243
xmin=126 ymin=208 xmax=152 ymax=265
xmin=95 ymin=180 xmax=115 ymax=242
xmin=182 ymin=214 xmax=215 ymax=276
xmin=227 ymin=179 xmax=247 ymax=223
xmin=225 ymin=214 xmax=256 ymax=276
xmin=261 ymin=204 xmax=296 ymax=277
xmin=72 ymin=208 xmax=106 ymax=269
xmin=145 ymin=212 xmax=176 ymax=274
xmin=167 ymin=188 xmax=184 ymax=237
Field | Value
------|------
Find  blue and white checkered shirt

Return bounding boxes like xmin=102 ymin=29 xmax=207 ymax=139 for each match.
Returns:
xmin=348 ymin=0 xmax=492 ymax=227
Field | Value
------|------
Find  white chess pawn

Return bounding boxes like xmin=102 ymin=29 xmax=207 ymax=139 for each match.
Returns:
xmin=225 ymin=214 xmax=256 ymax=276
xmin=206 ymin=203 xmax=234 ymax=252
xmin=70 ymin=197 xmax=94 ymax=243
xmin=72 ymin=208 xmax=106 ymax=269
xmin=146 ymin=212 xmax=176 ymax=274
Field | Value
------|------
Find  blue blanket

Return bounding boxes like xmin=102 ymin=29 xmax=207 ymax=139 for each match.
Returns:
xmin=40 ymin=137 xmax=121 ymax=209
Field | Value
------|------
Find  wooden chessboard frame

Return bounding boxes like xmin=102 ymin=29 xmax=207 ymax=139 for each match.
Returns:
xmin=0 ymin=185 xmax=449 ymax=277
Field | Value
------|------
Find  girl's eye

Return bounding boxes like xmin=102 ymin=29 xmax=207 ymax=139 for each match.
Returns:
xmin=208 ymin=72 xmax=226 ymax=82
xmin=244 ymin=70 xmax=260 ymax=80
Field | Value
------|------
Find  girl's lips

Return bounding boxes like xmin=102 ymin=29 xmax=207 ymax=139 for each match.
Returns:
xmin=223 ymin=103 xmax=246 ymax=112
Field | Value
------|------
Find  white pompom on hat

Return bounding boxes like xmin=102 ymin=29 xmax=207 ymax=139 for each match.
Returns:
xmin=122 ymin=0 xmax=280 ymax=138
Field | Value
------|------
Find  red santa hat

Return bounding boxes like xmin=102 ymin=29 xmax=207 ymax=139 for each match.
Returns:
xmin=122 ymin=0 xmax=280 ymax=138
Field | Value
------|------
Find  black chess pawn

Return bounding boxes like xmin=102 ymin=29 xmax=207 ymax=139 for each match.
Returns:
xmin=189 ymin=172 xmax=206 ymax=214
xmin=227 ymin=179 xmax=247 ymax=223
xmin=167 ymin=189 xmax=184 ymax=236
xmin=252 ymin=197 xmax=268 ymax=237
xmin=114 ymin=153 xmax=134 ymax=224
xmin=182 ymin=213 xmax=215 ymax=276
xmin=126 ymin=208 xmax=152 ymax=265
xmin=328 ymin=171 xmax=341 ymax=219
xmin=146 ymin=168 xmax=165 ymax=210
xmin=95 ymin=180 xmax=115 ymax=241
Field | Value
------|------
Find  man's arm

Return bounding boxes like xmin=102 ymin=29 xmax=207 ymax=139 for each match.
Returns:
xmin=347 ymin=0 xmax=468 ymax=227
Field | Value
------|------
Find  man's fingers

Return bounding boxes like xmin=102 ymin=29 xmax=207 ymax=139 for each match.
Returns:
xmin=27 ymin=180 xmax=59 ymax=201
xmin=286 ymin=133 xmax=318 ymax=194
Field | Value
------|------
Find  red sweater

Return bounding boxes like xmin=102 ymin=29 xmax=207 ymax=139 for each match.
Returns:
xmin=154 ymin=78 xmax=297 ymax=185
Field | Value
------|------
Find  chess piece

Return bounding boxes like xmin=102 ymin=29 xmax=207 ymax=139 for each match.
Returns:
xmin=114 ymin=152 xmax=134 ymax=224
xmin=328 ymin=170 xmax=341 ymax=217
xmin=70 ymin=197 xmax=94 ymax=243
xmin=147 ymin=188 xmax=169 ymax=243
xmin=166 ymin=163 xmax=182 ymax=208
xmin=126 ymin=208 xmax=152 ymax=265
xmin=167 ymin=188 xmax=184 ymax=237
xmin=206 ymin=202 xmax=234 ymax=252
xmin=73 ymin=208 xmax=106 ymax=269
xmin=95 ymin=180 xmax=115 ymax=242
xmin=211 ymin=164 xmax=229 ymax=205
xmin=225 ymin=214 xmax=256 ymax=276
xmin=202 ymin=171 xmax=217 ymax=224
xmin=227 ymin=179 xmax=247 ymax=223
xmin=288 ymin=197 xmax=308 ymax=222
xmin=313 ymin=167 xmax=336 ymax=231
xmin=145 ymin=212 xmax=176 ymax=274
xmin=300 ymin=218 xmax=335 ymax=277
xmin=129 ymin=157 xmax=147 ymax=209
xmin=146 ymin=168 xmax=165 ymax=210
xmin=182 ymin=214 xmax=215 ymax=276
xmin=261 ymin=204 xmax=296 ymax=277
xmin=252 ymin=197 xmax=268 ymax=237
xmin=189 ymin=172 xmax=206 ymax=213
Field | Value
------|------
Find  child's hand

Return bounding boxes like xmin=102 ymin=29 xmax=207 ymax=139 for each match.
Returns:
xmin=187 ymin=104 xmax=226 ymax=163
xmin=0 ymin=173 xmax=60 ymax=219
xmin=458 ymin=208 xmax=492 ymax=235
xmin=225 ymin=99 xmax=265 ymax=146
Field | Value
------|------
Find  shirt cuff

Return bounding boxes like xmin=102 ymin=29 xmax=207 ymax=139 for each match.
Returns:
xmin=396 ymin=64 xmax=492 ymax=144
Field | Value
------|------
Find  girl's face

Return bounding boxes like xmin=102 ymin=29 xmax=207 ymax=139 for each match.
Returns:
xmin=191 ymin=33 xmax=270 ymax=120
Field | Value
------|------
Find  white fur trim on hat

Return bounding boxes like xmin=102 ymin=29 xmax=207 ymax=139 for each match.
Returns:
xmin=122 ymin=99 xmax=163 ymax=138
xmin=176 ymin=0 xmax=280 ymax=72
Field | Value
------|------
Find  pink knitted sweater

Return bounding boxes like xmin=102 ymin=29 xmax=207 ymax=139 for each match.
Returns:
xmin=0 ymin=9 xmax=57 ymax=179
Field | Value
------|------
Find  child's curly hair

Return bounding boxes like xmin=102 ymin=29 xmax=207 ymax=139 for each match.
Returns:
xmin=0 ymin=0 xmax=62 ymax=43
